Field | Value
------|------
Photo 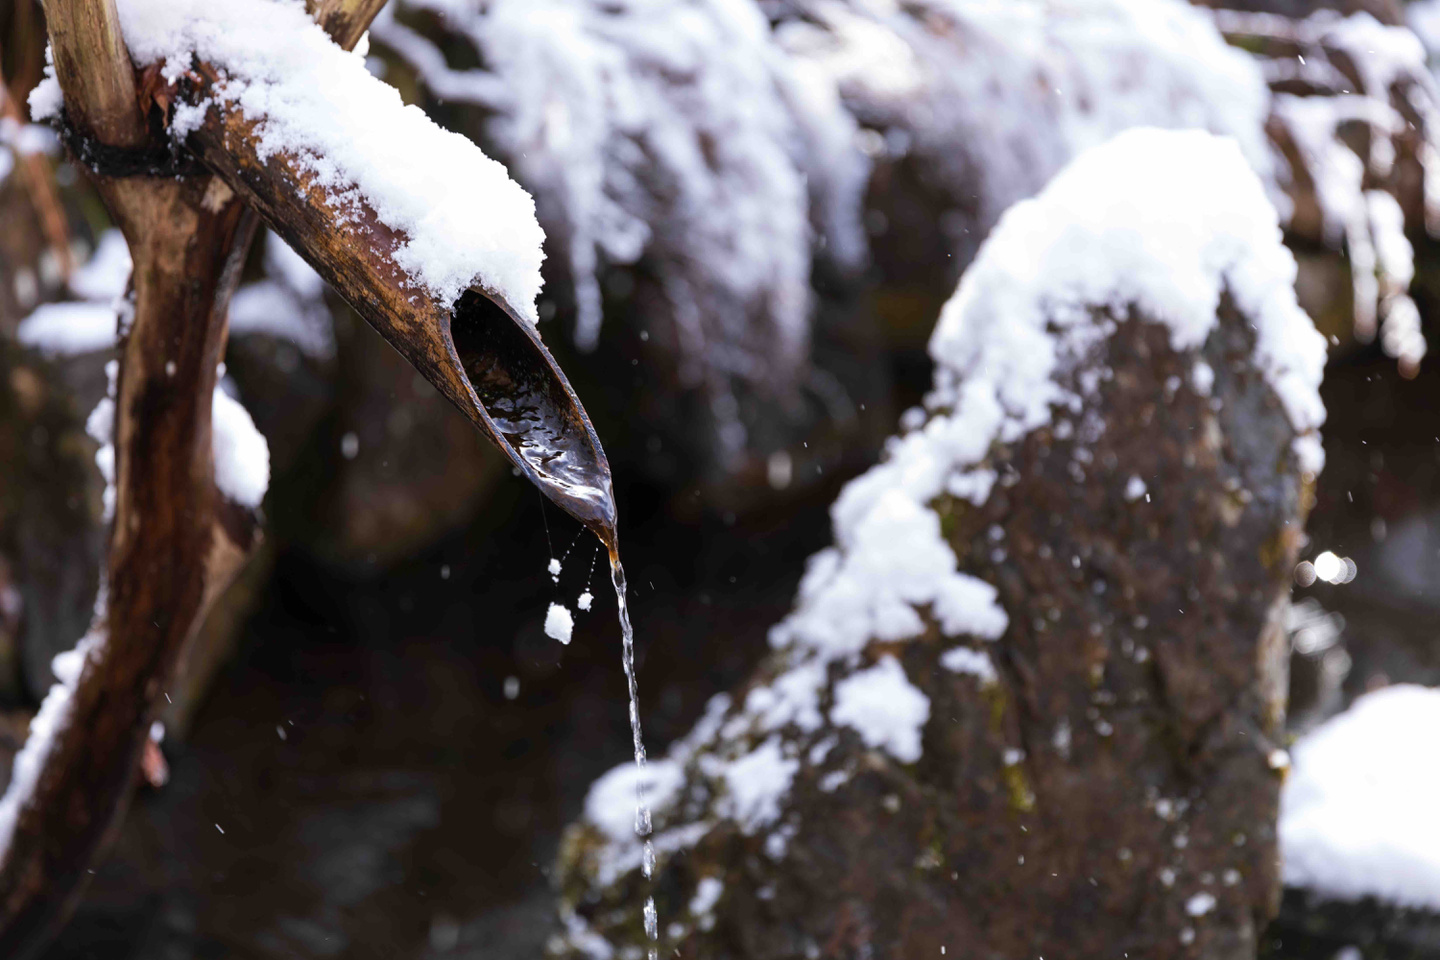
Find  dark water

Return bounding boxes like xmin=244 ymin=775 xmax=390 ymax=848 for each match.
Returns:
xmin=40 ymin=477 xmax=835 ymax=960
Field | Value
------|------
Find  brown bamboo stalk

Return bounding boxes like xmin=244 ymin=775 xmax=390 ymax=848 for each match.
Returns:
xmin=36 ymin=0 xmax=145 ymax=148
xmin=181 ymin=65 xmax=618 ymax=542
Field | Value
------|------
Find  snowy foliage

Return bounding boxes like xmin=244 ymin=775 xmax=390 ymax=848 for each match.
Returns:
xmin=374 ymin=0 xmax=866 ymax=367
xmin=114 ymin=0 xmax=546 ymax=319
xmin=1216 ymin=8 xmax=1440 ymax=371
xmin=556 ymin=128 xmax=1326 ymax=953
xmin=373 ymin=0 xmax=1274 ymax=468
xmin=775 ymin=0 xmax=1277 ymax=264
xmin=373 ymin=0 xmax=869 ymax=465
xmin=1281 ymin=684 xmax=1440 ymax=910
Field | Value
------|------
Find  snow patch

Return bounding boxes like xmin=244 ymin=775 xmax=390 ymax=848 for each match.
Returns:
xmin=68 ymin=230 xmax=133 ymax=301
xmin=830 ymin=655 xmax=931 ymax=763
xmin=17 ymin=303 xmax=119 ymax=357
xmin=212 ymin=385 xmax=270 ymax=508
xmin=1281 ymin=684 xmax=1440 ymax=910
xmin=229 ymin=234 xmax=335 ymax=359
xmin=940 ymin=646 xmax=998 ymax=685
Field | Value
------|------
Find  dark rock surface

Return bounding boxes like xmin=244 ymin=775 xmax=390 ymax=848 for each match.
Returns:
xmin=552 ymin=296 xmax=1314 ymax=960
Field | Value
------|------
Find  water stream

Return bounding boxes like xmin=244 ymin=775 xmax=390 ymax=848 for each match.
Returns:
xmin=609 ymin=553 xmax=658 ymax=958
xmin=451 ymin=291 xmax=657 ymax=954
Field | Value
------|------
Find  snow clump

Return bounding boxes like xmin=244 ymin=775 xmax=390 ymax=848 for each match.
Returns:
xmin=1281 ymin=684 xmax=1440 ymax=910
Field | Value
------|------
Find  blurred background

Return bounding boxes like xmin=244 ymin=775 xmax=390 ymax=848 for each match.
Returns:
xmin=4 ymin=0 xmax=1440 ymax=956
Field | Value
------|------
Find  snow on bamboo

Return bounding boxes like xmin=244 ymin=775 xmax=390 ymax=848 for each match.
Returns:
xmin=104 ymin=0 xmax=546 ymax=321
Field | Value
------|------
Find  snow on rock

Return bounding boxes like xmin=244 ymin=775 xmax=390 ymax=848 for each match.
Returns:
xmin=114 ymin=0 xmax=546 ymax=319
xmin=706 ymin=737 xmax=800 ymax=833
xmin=558 ymin=131 xmax=1327 ymax=949
xmin=940 ymin=646 xmax=998 ymax=685
xmin=829 ymin=655 xmax=930 ymax=763
xmin=374 ymin=0 xmax=867 ymax=407
xmin=925 ymin=126 xmax=1326 ymax=477
xmin=1280 ymin=684 xmax=1440 ymax=910
xmin=580 ymin=756 xmax=696 ymax=886
xmin=774 ymin=490 xmax=1008 ymax=658
xmin=212 ymin=384 xmax=270 ymax=508
xmin=545 ymin=602 xmax=575 ymax=644
xmin=778 ymin=0 xmax=1276 ymax=264
xmin=585 ymin=758 xmax=686 ymax=848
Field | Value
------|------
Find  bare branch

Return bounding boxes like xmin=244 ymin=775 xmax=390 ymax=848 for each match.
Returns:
xmin=36 ymin=0 xmax=144 ymax=147
xmin=307 ymin=0 xmax=391 ymax=51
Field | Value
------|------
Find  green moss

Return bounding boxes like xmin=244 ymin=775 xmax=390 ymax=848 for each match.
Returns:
xmin=1003 ymin=763 xmax=1037 ymax=814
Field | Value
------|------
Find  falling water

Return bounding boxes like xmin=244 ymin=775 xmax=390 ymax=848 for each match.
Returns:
xmin=451 ymin=291 xmax=654 ymax=952
xmin=610 ymin=553 xmax=659 ymax=958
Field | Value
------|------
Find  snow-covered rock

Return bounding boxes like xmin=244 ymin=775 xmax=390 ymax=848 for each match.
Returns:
xmin=1281 ymin=684 xmax=1440 ymax=910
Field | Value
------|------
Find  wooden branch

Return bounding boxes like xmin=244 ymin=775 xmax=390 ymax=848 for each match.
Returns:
xmin=307 ymin=0 xmax=390 ymax=51
xmin=0 ymin=179 xmax=257 ymax=959
xmin=181 ymin=67 xmax=618 ymax=544
xmin=0 ymin=4 xmax=395 ymax=956
xmin=0 ymin=1 xmax=613 ymax=952
xmin=36 ymin=0 xmax=145 ymax=148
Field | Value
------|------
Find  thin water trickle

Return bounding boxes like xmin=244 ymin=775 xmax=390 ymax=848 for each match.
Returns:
xmin=610 ymin=553 xmax=659 ymax=960
xmin=450 ymin=285 xmax=650 ymax=948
